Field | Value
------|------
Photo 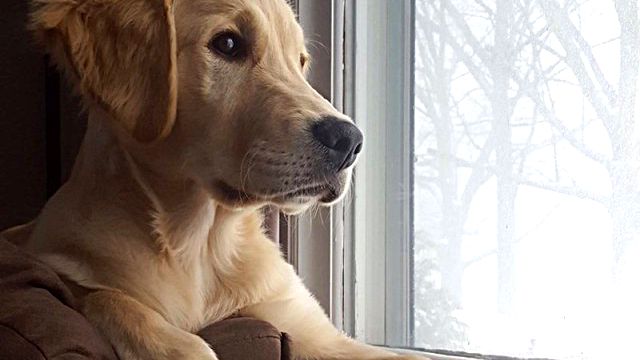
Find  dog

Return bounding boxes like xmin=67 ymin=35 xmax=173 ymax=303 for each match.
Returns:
xmin=2 ymin=0 xmax=430 ymax=359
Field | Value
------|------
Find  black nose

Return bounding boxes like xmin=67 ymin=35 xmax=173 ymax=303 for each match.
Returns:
xmin=311 ymin=117 xmax=364 ymax=172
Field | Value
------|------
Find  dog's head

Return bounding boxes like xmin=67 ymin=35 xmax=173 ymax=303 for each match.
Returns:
xmin=31 ymin=0 xmax=362 ymax=214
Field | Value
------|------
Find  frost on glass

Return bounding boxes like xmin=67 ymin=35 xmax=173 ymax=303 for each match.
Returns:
xmin=412 ymin=0 xmax=639 ymax=358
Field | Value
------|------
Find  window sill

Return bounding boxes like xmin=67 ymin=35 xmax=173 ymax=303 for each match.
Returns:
xmin=385 ymin=346 xmax=555 ymax=360
xmin=393 ymin=348 xmax=475 ymax=360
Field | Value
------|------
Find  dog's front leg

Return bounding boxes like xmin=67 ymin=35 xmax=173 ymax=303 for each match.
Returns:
xmin=241 ymin=275 xmax=429 ymax=360
xmin=82 ymin=289 xmax=217 ymax=360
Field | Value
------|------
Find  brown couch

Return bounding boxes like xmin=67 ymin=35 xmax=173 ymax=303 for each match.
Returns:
xmin=0 ymin=238 xmax=291 ymax=360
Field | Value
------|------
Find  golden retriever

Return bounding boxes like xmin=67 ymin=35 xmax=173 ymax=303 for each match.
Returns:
xmin=2 ymin=0 xmax=430 ymax=359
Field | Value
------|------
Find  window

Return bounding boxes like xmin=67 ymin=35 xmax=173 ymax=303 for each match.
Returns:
xmin=339 ymin=0 xmax=640 ymax=359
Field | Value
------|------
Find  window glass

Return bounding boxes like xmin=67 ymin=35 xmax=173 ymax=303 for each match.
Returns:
xmin=413 ymin=0 xmax=639 ymax=358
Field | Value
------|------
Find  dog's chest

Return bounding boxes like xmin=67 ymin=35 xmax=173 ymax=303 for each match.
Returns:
xmin=157 ymin=251 xmax=278 ymax=332
xmin=152 ymin=261 xmax=238 ymax=331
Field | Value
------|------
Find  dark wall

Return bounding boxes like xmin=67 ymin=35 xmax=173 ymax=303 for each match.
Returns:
xmin=0 ymin=0 xmax=85 ymax=230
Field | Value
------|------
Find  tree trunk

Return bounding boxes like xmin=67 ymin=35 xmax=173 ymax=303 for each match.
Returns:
xmin=434 ymin=50 xmax=465 ymax=306
xmin=492 ymin=0 xmax=517 ymax=314
xmin=609 ymin=0 xmax=640 ymax=270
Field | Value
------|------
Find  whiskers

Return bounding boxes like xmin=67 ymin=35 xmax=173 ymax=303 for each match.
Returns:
xmin=239 ymin=146 xmax=261 ymax=201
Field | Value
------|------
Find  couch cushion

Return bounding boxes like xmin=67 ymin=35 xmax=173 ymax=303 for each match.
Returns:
xmin=199 ymin=317 xmax=291 ymax=360
xmin=0 ymin=237 xmax=118 ymax=360
xmin=0 ymin=235 xmax=290 ymax=360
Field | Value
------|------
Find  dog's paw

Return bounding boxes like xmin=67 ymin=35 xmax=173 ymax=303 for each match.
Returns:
xmin=181 ymin=348 xmax=218 ymax=360
xmin=172 ymin=336 xmax=219 ymax=360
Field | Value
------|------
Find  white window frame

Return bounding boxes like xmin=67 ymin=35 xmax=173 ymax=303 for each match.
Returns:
xmin=294 ymin=0 xmax=416 ymax=342
xmin=293 ymin=2 xmax=470 ymax=360
xmin=348 ymin=0 xmax=415 ymax=348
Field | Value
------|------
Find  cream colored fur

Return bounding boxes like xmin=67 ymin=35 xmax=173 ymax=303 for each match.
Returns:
xmin=2 ymin=0 xmax=429 ymax=359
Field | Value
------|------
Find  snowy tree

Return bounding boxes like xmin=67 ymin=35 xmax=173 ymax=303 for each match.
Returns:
xmin=413 ymin=0 xmax=639 ymax=352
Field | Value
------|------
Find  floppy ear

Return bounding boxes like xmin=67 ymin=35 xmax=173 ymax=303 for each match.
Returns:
xmin=30 ymin=0 xmax=178 ymax=143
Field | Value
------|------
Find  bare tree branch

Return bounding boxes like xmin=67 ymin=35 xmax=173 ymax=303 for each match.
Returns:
xmin=538 ymin=0 xmax=615 ymax=135
xmin=518 ymin=179 xmax=609 ymax=205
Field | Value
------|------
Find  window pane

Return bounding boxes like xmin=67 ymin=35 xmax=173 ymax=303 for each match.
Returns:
xmin=413 ymin=0 xmax=639 ymax=359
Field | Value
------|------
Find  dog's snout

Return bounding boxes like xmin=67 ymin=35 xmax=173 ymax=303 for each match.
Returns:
xmin=312 ymin=117 xmax=364 ymax=172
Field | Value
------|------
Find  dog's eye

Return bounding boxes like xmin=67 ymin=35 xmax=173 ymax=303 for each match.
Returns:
xmin=209 ymin=32 xmax=246 ymax=59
